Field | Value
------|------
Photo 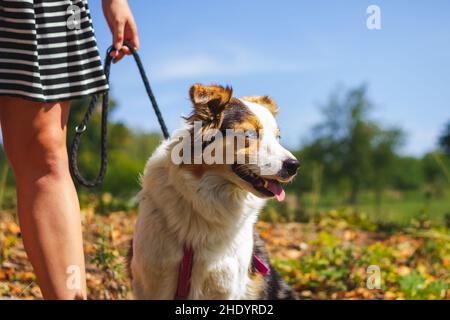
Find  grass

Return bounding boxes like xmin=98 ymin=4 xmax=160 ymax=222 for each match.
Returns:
xmin=262 ymin=189 xmax=450 ymax=227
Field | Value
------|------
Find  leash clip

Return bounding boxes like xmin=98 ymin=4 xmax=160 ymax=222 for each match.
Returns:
xmin=75 ymin=124 xmax=87 ymax=133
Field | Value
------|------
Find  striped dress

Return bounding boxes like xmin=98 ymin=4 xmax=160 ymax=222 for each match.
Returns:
xmin=0 ymin=0 xmax=108 ymax=102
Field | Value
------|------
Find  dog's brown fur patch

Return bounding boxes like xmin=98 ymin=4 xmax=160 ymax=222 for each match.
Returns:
xmin=187 ymin=84 xmax=233 ymax=128
xmin=247 ymin=271 xmax=266 ymax=299
xmin=241 ymin=95 xmax=278 ymax=116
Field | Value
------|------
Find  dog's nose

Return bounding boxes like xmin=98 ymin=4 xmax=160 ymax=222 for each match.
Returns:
xmin=282 ymin=159 xmax=300 ymax=176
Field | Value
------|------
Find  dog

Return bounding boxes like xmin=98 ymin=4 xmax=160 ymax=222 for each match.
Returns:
xmin=129 ymin=84 xmax=300 ymax=299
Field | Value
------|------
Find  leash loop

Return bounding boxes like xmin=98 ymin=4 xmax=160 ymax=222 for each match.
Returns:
xmin=75 ymin=125 xmax=86 ymax=133
xmin=70 ymin=40 xmax=169 ymax=188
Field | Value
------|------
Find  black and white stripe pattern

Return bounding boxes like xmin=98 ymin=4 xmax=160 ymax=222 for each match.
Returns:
xmin=0 ymin=0 xmax=108 ymax=102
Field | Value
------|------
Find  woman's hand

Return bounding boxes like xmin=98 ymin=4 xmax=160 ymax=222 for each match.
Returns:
xmin=102 ymin=0 xmax=139 ymax=63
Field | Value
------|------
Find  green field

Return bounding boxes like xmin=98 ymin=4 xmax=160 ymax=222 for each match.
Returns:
xmin=262 ymin=189 xmax=450 ymax=228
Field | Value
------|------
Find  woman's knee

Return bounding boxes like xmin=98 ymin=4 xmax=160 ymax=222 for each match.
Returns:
xmin=7 ymin=126 xmax=69 ymax=182
xmin=0 ymin=98 xmax=71 ymax=182
xmin=35 ymin=127 xmax=68 ymax=170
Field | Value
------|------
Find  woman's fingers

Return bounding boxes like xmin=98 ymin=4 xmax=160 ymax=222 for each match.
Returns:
xmin=112 ymin=51 xmax=124 ymax=63
xmin=110 ymin=18 xmax=139 ymax=63
xmin=129 ymin=19 xmax=139 ymax=50
xmin=121 ymin=46 xmax=131 ymax=55
xmin=103 ymin=0 xmax=139 ymax=63
xmin=113 ymin=20 xmax=125 ymax=52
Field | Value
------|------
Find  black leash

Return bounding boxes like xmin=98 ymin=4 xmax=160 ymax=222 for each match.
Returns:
xmin=70 ymin=40 xmax=169 ymax=188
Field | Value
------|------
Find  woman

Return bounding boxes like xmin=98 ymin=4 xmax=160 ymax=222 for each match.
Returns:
xmin=0 ymin=0 xmax=139 ymax=299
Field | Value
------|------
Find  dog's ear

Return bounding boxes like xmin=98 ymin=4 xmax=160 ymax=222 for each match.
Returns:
xmin=188 ymin=84 xmax=233 ymax=128
xmin=241 ymin=96 xmax=278 ymax=117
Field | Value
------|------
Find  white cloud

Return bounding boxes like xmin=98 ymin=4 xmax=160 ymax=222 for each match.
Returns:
xmin=150 ymin=46 xmax=311 ymax=82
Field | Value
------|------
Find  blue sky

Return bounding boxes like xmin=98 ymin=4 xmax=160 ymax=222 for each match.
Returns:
xmin=88 ymin=0 xmax=450 ymax=156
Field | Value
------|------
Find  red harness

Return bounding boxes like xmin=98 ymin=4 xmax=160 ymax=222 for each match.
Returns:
xmin=174 ymin=245 xmax=194 ymax=300
xmin=174 ymin=245 xmax=270 ymax=300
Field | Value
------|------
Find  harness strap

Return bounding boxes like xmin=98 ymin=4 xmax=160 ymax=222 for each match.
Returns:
xmin=175 ymin=245 xmax=194 ymax=300
xmin=252 ymin=254 xmax=270 ymax=276
xmin=174 ymin=246 xmax=270 ymax=299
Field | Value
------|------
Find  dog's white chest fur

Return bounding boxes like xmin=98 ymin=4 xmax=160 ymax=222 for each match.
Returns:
xmin=131 ymin=140 xmax=266 ymax=299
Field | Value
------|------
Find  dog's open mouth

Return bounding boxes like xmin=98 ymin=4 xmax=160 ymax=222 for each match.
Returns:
xmin=232 ymin=164 xmax=285 ymax=201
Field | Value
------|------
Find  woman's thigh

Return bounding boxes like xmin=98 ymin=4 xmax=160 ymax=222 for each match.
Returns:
xmin=0 ymin=96 xmax=71 ymax=173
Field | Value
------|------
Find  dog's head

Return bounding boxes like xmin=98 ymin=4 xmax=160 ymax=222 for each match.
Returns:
xmin=181 ymin=84 xmax=299 ymax=201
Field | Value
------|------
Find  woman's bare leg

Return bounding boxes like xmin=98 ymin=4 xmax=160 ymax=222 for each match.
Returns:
xmin=0 ymin=96 xmax=86 ymax=299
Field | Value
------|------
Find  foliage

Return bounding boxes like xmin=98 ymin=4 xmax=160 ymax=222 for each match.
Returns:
xmin=261 ymin=209 xmax=449 ymax=300
xmin=399 ymin=270 xmax=447 ymax=300
xmin=439 ymin=121 xmax=450 ymax=155
xmin=300 ymin=85 xmax=404 ymax=204
xmin=390 ymin=157 xmax=424 ymax=190
xmin=1 ymin=208 xmax=448 ymax=300
xmin=90 ymin=227 xmax=128 ymax=299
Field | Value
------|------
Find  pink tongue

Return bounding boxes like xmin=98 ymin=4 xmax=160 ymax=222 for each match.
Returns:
xmin=267 ymin=180 xmax=285 ymax=202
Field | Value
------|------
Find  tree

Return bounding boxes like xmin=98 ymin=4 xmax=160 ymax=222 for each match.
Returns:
xmin=306 ymin=85 xmax=403 ymax=204
xmin=422 ymin=151 xmax=450 ymax=190
xmin=371 ymin=127 xmax=404 ymax=208
xmin=439 ymin=120 xmax=450 ymax=155
xmin=391 ymin=156 xmax=424 ymax=190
